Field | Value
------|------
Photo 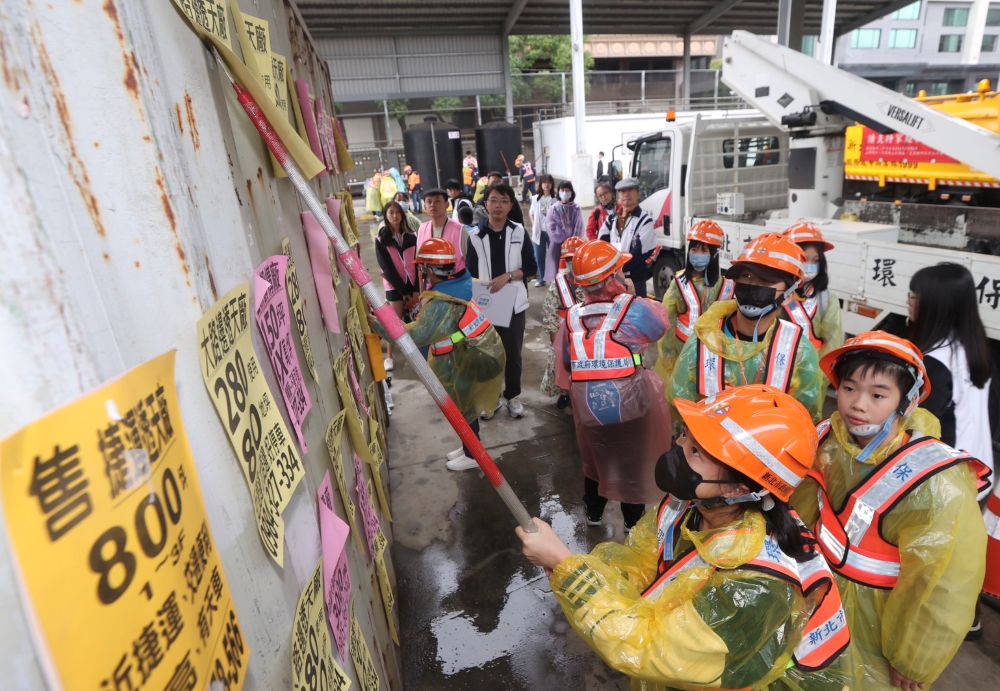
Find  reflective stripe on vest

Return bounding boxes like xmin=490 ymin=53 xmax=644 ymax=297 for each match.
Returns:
xmin=812 ymin=436 xmax=991 ymax=589
xmin=567 ymin=294 xmax=641 ymax=381
xmin=697 ymin=318 xmax=803 ymax=397
xmin=555 ymin=273 xmax=578 ymax=318
xmin=644 ymin=504 xmax=850 ymax=671
xmin=719 ymin=278 xmax=736 ymax=301
xmin=785 ymin=298 xmax=822 ymax=350
xmin=674 ymin=273 xmax=702 ymax=343
xmin=430 ymin=302 xmax=491 ymax=356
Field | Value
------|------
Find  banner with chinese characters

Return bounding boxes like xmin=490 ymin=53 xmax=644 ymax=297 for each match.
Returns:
xmin=0 ymin=351 xmax=249 ymax=690
xmin=281 ymin=238 xmax=319 ymax=383
xmin=254 ymin=255 xmax=313 ymax=452
xmin=291 ymin=563 xmax=351 ymax=691
xmin=198 ymin=284 xmax=304 ymax=566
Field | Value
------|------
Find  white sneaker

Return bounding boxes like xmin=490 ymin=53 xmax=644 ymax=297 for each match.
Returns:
xmin=481 ymin=398 xmax=508 ymax=420
xmin=446 ymin=454 xmax=479 ymax=471
xmin=508 ymin=397 xmax=525 ymax=418
xmin=384 ymin=357 xmax=394 ymax=372
xmin=446 ymin=448 xmax=465 ymax=460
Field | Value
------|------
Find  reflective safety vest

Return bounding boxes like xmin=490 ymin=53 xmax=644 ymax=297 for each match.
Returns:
xmin=429 ymin=302 xmax=491 ymax=356
xmin=697 ymin=318 xmax=803 ymax=397
xmin=555 ymin=272 xmax=579 ymax=319
xmin=567 ymin=293 xmax=643 ymax=382
xmin=673 ymin=271 xmax=703 ymax=343
xmin=785 ymin=295 xmax=822 ymax=351
xmin=811 ymin=420 xmax=992 ymax=589
xmin=645 ymin=497 xmax=851 ymax=671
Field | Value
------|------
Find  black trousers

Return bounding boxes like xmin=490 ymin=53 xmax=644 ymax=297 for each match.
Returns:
xmin=461 ymin=419 xmax=481 ymax=457
xmin=494 ymin=308 xmax=526 ymax=399
xmin=584 ymin=476 xmax=646 ymax=529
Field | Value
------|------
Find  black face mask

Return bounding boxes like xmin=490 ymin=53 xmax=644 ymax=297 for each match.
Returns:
xmin=733 ymin=283 xmax=782 ymax=320
xmin=655 ymin=445 xmax=730 ymax=499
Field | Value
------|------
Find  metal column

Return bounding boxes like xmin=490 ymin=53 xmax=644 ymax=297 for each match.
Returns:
xmin=777 ymin=0 xmax=805 ymax=50
xmin=819 ymin=0 xmax=838 ymax=65
xmin=569 ymin=0 xmax=586 ymax=152
xmin=476 ymin=95 xmax=482 ymax=125
xmin=383 ymin=99 xmax=393 ymax=145
xmin=502 ymin=37 xmax=514 ymax=124
xmin=682 ymin=34 xmax=691 ymax=103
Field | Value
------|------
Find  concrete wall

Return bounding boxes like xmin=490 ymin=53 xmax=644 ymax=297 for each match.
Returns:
xmin=0 ymin=0 xmax=399 ymax=688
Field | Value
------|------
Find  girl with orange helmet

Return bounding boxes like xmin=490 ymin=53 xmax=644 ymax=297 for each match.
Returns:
xmin=782 ymin=221 xmax=843 ymax=360
xmin=654 ymin=219 xmax=728 ymax=396
xmin=540 ymin=236 xmax=586 ymax=408
xmin=670 ymin=233 xmax=824 ymax=421
xmin=563 ymin=240 xmax=672 ymax=530
xmin=791 ymin=331 xmax=990 ymax=689
xmin=517 ymin=385 xmax=851 ymax=689
xmin=369 ymin=238 xmax=506 ymax=471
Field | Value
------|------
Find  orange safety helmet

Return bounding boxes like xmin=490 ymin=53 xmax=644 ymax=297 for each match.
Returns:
xmin=729 ymin=232 xmax=805 ymax=283
xmin=784 ymin=221 xmax=835 ymax=252
xmin=572 ymin=240 xmax=632 ymax=287
xmin=688 ymin=219 xmax=725 ymax=248
xmin=674 ymin=385 xmax=818 ymax=502
xmin=819 ymin=330 xmax=930 ymax=404
xmin=415 ymin=238 xmax=457 ymax=275
xmin=560 ymin=236 xmax=586 ymax=260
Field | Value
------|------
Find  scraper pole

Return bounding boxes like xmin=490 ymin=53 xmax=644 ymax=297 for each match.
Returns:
xmin=212 ymin=50 xmax=535 ymax=533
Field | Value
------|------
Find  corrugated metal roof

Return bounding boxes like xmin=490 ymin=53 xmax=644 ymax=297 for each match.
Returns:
xmin=298 ymin=0 xmax=911 ymax=38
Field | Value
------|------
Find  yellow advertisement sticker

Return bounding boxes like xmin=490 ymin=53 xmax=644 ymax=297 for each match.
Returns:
xmin=292 ymin=563 xmax=352 ymax=690
xmin=375 ymin=554 xmax=400 ymax=646
xmin=333 ymin=350 xmax=376 ymax=467
xmin=0 ymin=352 xmax=249 ymax=689
xmin=197 ymin=284 xmax=305 ymax=566
xmin=350 ymin=609 xmax=382 ymax=691
xmin=324 ymin=412 xmax=365 ymax=555
xmin=281 ymin=238 xmax=319 ymax=383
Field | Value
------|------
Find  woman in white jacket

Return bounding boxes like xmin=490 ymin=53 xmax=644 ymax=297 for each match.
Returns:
xmin=528 ymin=174 xmax=556 ymax=286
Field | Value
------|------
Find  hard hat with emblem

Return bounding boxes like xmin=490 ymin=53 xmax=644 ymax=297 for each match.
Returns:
xmin=784 ymin=221 xmax=835 ymax=252
xmin=730 ymin=232 xmax=805 ymax=282
xmin=415 ymin=238 xmax=457 ymax=275
xmin=572 ymin=240 xmax=632 ymax=287
xmin=674 ymin=385 xmax=818 ymax=502
xmin=688 ymin=219 xmax=725 ymax=248
xmin=819 ymin=330 xmax=930 ymax=404
xmin=560 ymin=236 xmax=587 ymax=260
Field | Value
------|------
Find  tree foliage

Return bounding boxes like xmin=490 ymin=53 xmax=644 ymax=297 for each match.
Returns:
xmin=507 ymin=35 xmax=595 ymax=103
xmin=431 ymin=96 xmax=463 ymax=123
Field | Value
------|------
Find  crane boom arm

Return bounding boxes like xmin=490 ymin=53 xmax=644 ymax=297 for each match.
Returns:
xmin=721 ymin=30 xmax=1000 ymax=180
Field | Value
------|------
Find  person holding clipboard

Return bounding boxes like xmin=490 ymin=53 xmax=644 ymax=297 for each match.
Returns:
xmin=467 ymin=183 xmax=537 ymax=420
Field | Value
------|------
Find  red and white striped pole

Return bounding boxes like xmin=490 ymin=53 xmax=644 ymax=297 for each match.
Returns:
xmin=213 ymin=50 xmax=535 ymax=533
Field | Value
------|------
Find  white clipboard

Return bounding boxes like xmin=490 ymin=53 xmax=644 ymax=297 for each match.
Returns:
xmin=472 ymin=281 xmax=517 ymax=328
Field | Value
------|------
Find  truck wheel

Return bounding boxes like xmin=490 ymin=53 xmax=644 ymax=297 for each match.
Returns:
xmin=652 ymin=252 xmax=682 ymax=300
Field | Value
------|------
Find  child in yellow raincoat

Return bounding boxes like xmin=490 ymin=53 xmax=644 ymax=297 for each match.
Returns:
xmin=370 ymin=238 xmax=505 ymax=471
xmin=653 ymin=220 xmax=728 ymax=400
xmin=517 ymin=385 xmax=852 ymax=690
xmin=670 ymin=233 xmax=823 ymax=421
xmin=781 ymin=221 xmax=843 ymax=361
xmin=791 ymin=331 xmax=990 ymax=690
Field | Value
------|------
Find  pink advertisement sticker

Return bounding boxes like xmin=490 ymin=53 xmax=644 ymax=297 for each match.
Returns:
xmin=301 ymin=212 xmax=342 ymax=333
xmin=318 ymin=472 xmax=352 ymax=659
xmin=254 ymin=255 xmax=313 ymax=452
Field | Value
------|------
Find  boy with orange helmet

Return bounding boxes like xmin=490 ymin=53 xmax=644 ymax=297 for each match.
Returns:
xmin=370 ymin=238 xmax=505 ymax=471
xmin=517 ymin=385 xmax=851 ymax=689
xmin=791 ymin=331 xmax=990 ymax=689
xmin=563 ymin=240 xmax=671 ymax=529
xmin=654 ymin=219 xmax=729 ymax=394
xmin=670 ymin=233 xmax=824 ymax=421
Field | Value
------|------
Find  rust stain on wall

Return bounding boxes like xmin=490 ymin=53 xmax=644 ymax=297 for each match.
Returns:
xmin=184 ymin=93 xmax=200 ymax=150
xmin=154 ymin=166 xmax=192 ymax=287
xmin=133 ymin=260 xmax=141 ymax=269
xmin=102 ymin=252 xmax=110 ymax=262
xmin=245 ymin=179 xmax=255 ymax=210
xmin=233 ymin=186 xmax=243 ymax=207
xmin=32 ymin=24 xmax=107 ymax=237
xmin=205 ymin=256 xmax=219 ymax=301
xmin=102 ymin=0 xmax=142 ymax=110
xmin=0 ymin=32 xmax=22 ymax=92
xmin=175 ymin=103 xmax=184 ymax=133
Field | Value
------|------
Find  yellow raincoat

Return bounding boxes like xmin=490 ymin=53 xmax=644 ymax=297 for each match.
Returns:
xmin=550 ymin=508 xmax=845 ymax=690
xmin=373 ymin=288 xmax=505 ymax=422
xmin=669 ymin=301 xmax=823 ymax=421
xmin=795 ymin=287 xmax=843 ymax=361
xmin=791 ymin=409 xmax=987 ymax=688
xmin=653 ymin=271 xmax=724 ymax=398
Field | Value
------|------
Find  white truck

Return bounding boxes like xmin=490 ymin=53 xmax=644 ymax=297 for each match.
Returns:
xmin=627 ymin=30 xmax=1000 ymax=344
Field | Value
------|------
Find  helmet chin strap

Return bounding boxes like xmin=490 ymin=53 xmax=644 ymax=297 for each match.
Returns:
xmin=747 ymin=280 xmax=801 ymax=343
xmin=697 ymin=490 xmax=774 ymax=511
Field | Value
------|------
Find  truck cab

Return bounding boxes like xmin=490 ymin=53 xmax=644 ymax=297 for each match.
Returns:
xmin=623 ymin=113 xmax=789 ymax=297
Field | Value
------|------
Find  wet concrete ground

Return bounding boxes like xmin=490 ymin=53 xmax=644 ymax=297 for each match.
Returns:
xmin=361 ymin=205 xmax=1000 ymax=690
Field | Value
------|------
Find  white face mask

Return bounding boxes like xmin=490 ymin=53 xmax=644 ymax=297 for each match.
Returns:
xmin=559 ymin=191 xmax=572 ymax=202
xmin=802 ymin=262 xmax=819 ymax=281
xmin=399 ymin=202 xmax=410 ymax=212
